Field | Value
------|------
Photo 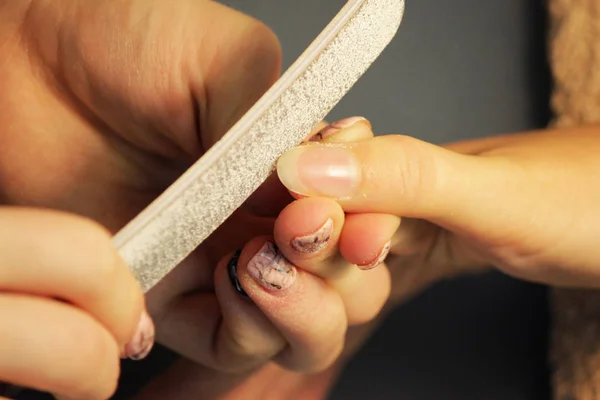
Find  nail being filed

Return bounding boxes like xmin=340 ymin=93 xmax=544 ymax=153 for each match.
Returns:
xmin=123 ymin=311 xmax=155 ymax=360
xmin=311 ymin=116 xmax=367 ymax=141
xmin=359 ymin=240 xmax=391 ymax=270
xmin=291 ymin=218 xmax=334 ymax=253
xmin=248 ymin=242 xmax=297 ymax=291
xmin=228 ymin=249 xmax=249 ymax=297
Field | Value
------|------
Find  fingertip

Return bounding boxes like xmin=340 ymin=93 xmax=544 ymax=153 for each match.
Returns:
xmin=339 ymin=213 xmax=399 ymax=268
xmin=274 ymin=197 xmax=344 ymax=261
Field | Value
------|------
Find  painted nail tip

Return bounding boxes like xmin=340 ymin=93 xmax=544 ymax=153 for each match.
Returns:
xmin=358 ymin=240 xmax=392 ymax=270
xmin=228 ymin=249 xmax=249 ymax=298
xmin=248 ymin=242 xmax=297 ymax=291
xmin=123 ymin=310 xmax=155 ymax=361
xmin=313 ymin=116 xmax=367 ymax=141
xmin=290 ymin=218 xmax=334 ymax=254
xmin=128 ymin=341 xmax=154 ymax=360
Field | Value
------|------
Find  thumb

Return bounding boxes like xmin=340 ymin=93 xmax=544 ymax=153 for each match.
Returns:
xmin=276 ymin=133 xmax=527 ymax=239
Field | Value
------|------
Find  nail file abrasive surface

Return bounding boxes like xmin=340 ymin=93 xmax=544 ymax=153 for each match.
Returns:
xmin=114 ymin=0 xmax=406 ymax=293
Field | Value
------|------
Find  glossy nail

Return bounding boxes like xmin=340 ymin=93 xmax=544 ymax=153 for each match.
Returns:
xmin=248 ymin=242 xmax=297 ymax=291
xmin=277 ymin=145 xmax=361 ymax=198
xmin=310 ymin=116 xmax=367 ymax=141
xmin=358 ymin=240 xmax=391 ymax=270
xmin=291 ymin=218 xmax=334 ymax=253
xmin=123 ymin=310 xmax=155 ymax=360
xmin=228 ymin=249 xmax=249 ymax=297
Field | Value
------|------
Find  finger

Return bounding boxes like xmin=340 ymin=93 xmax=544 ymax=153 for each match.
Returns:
xmin=196 ymin=1 xmax=283 ymax=148
xmin=274 ymin=199 xmax=392 ymax=324
xmin=243 ymin=120 xmax=331 ymax=217
xmin=303 ymin=120 xmax=330 ymax=142
xmin=157 ymin=247 xmax=285 ymax=373
xmin=0 ymin=208 xmax=150 ymax=357
xmin=0 ymin=294 xmax=119 ymax=400
xmin=308 ymin=116 xmax=373 ymax=143
xmin=243 ymin=117 xmax=372 ymax=217
xmin=235 ymin=238 xmax=347 ymax=372
xmin=274 ymin=198 xmax=345 ymax=278
xmin=276 ymin=134 xmax=525 ymax=242
xmin=156 ymin=238 xmax=347 ymax=373
xmin=338 ymin=213 xmax=401 ymax=268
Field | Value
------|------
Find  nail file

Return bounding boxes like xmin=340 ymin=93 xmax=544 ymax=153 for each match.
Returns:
xmin=114 ymin=0 xmax=405 ymax=293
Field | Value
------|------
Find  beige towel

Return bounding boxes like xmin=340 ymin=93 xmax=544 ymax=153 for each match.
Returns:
xmin=549 ymin=0 xmax=600 ymax=398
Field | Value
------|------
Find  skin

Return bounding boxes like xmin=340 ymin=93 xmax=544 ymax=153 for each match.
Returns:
xmin=4 ymin=0 xmax=597 ymax=398
xmin=0 ymin=208 xmax=146 ymax=399
xmin=138 ymin=122 xmax=600 ymax=399
xmin=278 ymin=124 xmax=600 ymax=292
xmin=0 ymin=1 xmax=397 ymax=398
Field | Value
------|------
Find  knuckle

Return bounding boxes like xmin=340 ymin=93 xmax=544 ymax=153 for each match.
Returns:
xmin=215 ymin=328 xmax=276 ymax=373
xmin=60 ymin=318 xmax=120 ymax=399
xmin=73 ymin=220 xmax=124 ymax=294
xmin=381 ymin=135 xmax=441 ymax=210
xmin=347 ymin=286 xmax=390 ymax=326
xmin=284 ymin=300 xmax=347 ymax=373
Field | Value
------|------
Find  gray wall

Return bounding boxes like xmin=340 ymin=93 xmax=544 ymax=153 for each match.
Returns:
xmin=219 ymin=1 xmax=551 ymax=399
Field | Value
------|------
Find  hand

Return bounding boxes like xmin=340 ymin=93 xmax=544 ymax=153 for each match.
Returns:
xmin=276 ymin=118 xmax=600 ymax=299
xmin=1 ymin=2 xmax=393 ymax=397
xmin=0 ymin=0 xmax=281 ymax=360
xmin=128 ymin=122 xmax=397 ymax=400
xmin=0 ymin=208 xmax=149 ymax=399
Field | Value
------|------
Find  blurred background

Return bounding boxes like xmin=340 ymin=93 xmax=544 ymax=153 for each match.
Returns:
xmin=216 ymin=0 xmax=552 ymax=399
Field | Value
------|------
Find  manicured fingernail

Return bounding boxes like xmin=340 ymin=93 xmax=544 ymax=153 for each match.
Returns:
xmin=123 ymin=310 xmax=155 ymax=360
xmin=248 ymin=242 xmax=297 ymax=291
xmin=358 ymin=240 xmax=391 ymax=270
xmin=310 ymin=116 xmax=367 ymax=141
xmin=277 ymin=145 xmax=361 ymax=198
xmin=290 ymin=218 xmax=334 ymax=253
xmin=228 ymin=249 xmax=249 ymax=297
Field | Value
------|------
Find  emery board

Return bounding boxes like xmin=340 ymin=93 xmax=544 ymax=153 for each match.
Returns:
xmin=114 ymin=0 xmax=406 ymax=292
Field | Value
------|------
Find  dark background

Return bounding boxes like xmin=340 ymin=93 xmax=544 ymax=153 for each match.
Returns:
xmin=218 ymin=0 xmax=552 ymax=399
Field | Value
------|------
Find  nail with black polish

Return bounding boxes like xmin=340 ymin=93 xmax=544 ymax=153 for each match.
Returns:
xmin=228 ymin=249 xmax=249 ymax=297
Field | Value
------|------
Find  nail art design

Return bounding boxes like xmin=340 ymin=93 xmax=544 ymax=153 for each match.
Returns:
xmin=310 ymin=116 xmax=366 ymax=141
xmin=358 ymin=240 xmax=391 ymax=270
xmin=124 ymin=311 xmax=155 ymax=361
xmin=228 ymin=249 xmax=249 ymax=297
xmin=248 ymin=242 xmax=297 ymax=291
xmin=290 ymin=218 xmax=334 ymax=253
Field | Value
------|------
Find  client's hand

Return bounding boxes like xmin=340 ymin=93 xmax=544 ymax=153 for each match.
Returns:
xmin=277 ymin=118 xmax=600 ymax=298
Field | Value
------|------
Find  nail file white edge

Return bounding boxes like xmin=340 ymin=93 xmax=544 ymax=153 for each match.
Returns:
xmin=114 ymin=0 xmax=406 ymax=293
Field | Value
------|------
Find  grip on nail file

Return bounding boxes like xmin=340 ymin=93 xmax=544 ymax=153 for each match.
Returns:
xmin=114 ymin=0 xmax=406 ymax=293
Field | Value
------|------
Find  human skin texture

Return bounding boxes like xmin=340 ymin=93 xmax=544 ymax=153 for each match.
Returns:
xmin=0 ymin=1 xmax=401 ymax=398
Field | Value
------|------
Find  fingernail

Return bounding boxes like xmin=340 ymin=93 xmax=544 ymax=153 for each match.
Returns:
xmin=277 ymin=145 xmax=361 ymax=198
xmin=290 ymin=218 xmax=334 ymax=253
xmin=228 ymin=249 xmax=249 ymax=297
xmin=123 ymin=310 xmax=155 ymax=360
xmin=358 ymin=240 xmax=391 ymax=270
xmin=311 ymin=117 xmax=367 ymax=141
xmin=248 ymin=242 xmax=297 ymax=291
